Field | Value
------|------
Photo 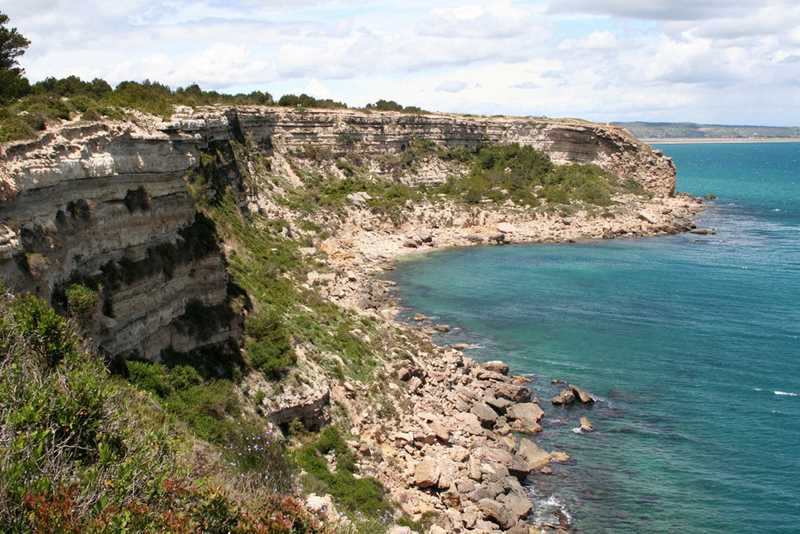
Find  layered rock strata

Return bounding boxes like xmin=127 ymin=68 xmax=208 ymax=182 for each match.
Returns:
xmin=0 ymin=107 xmax=677 ymax=362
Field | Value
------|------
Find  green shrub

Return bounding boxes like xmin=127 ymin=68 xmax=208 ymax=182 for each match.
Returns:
xmin=245 ymin=310 xmax=296 ymax=379
xmin=294 ymin=427 xmax=391 ymax=520
xmin=8 ymin=294 xmax=80 ymax=367
xmin=126 ymin=360 xmax=173 ymax=397
xmin=0 ymin=294 xmax=183 ymax=531
xmin=64 ymin=283 xmax=98 ymax=320
xmin=164 ymin=380 xmax=240 ymax=445
xmin=543 ymin=163 xmax=615 ymax=206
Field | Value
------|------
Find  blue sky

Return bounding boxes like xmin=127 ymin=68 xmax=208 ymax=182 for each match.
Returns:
xmin=5 ymin=0 xmax=800 ymax=125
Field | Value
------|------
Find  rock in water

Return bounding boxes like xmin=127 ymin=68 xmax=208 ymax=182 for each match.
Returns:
xmin=551 ymin=388 xmax=576 ymax=405
xmin=516 ymin=437 xmax=551 ymax=470
xmin=579 ymin=416 xmax=594 ymax=432
xmin=569 ymin=384 xmax=595 ymax=404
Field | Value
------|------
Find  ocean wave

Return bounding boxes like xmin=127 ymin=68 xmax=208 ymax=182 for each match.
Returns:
xmin=753 ymin=387 xmax=763 ymax=391
xmin=774 ymin=390 xmax=798 ymax=397
xmin=532 ymin=495 xmax=573 ymax=528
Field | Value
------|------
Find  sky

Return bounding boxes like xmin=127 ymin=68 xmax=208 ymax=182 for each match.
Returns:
xmin=4 ymin=0 xmax=800 ymax=125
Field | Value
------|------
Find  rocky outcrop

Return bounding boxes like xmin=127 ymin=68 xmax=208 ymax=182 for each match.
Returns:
xmin=0 ymin=106 xmax=676 ymax=364
xmin=165 ymin=106 xmax=676 ymax=196
xmin=0 ymin=121 xmax=245 ymax=362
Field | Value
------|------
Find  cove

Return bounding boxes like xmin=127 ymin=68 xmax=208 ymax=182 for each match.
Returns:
xmin=391 ymin=143 xmax=800 ymax=533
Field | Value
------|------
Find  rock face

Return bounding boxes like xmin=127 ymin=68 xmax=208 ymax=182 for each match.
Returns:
xmin=0 ymin=121 xmax=242 ymax=362
xmin=0 ymin=106 xmax=676 ymax=365
xmin=171 ymin=107 xmax=676 ymax=196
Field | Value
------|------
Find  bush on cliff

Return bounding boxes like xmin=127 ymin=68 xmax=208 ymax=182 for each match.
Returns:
xmin=278 ymin=93 xmax=347 ymax=109
xmin=245 ymin=310 xmax=296 ymax=379
xmin=0 ymin=292 xmax=316 ymax=532
xmin=64 ymin=282 xmax=98 ymax=322
xmin=428 ymin=143 xmax=624 ymax=206
xmin=294 ymin=427 xmax=391 ymax=521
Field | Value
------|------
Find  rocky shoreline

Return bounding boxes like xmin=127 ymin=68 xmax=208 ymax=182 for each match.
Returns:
xmin=0 ymin=108 xmax=704 ymax=533
xmin=308 ymin=194 xmax=705 ymax=533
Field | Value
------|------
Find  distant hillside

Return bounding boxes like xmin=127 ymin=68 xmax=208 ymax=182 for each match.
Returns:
xmin=614 ymin=122 xmax=800 ymax=140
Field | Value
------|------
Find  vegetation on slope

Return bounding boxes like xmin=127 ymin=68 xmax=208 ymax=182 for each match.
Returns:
xmin=290 ymin=140 xmax=645 ymax=212
xmin=0 ymin=290 xmax=318 ymax=533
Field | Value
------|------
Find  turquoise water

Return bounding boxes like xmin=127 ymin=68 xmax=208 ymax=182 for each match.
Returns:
xmin=391 ymin=143 xmax=800 ymax=533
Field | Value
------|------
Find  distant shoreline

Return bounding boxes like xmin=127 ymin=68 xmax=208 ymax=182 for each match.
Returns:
xmin=644 ymin=137 xmax=800 ymax=145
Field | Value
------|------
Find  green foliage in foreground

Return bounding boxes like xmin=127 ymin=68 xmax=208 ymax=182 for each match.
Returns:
xmin=0 ymin=293 xmax=316 ymax=532
xmin=294 ymin=427 xmax=391 ymax=522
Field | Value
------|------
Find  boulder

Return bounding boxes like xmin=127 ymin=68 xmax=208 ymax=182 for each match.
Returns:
xmin=434 ymin=324 xmax=451 ymax=333
xmin=483 ymin=360 xmax=510 ymax=375
xmin=429 ymin=420 xmax=451 ymax=443
xmin=346 ymin=191 xmax=372 ymax=205
xmin=490 ymin=233 xmax=507 ymax=244
xmin=476 ymin=369 xmax=510 ymax=382
xmin=407 ymin=376 xmax=423 ymax=393
xmin=516 ymin=438 xmax=551 ymax=471
xmin=437 ymin=459 xmax=459 ymax=490
xmin=478 ymin=498 xmax=515 ymax=529
xmin=497 ymin=222 xmax=516 ymax=234
xmin=470 ymin=401 xmax=499 ymax=428
xmin=305 ymin=494 xmax=332 ymax=515
xmin=414 ymin=458 xmax=441 ymax=488
xmin=637 ymin=210 xmax=658 ymax=224
xmin=569 ymin=384 xmax=595 ymax=404
xmin=550 ymin=450 xmax=570 ymax=463
xmin=508 ymin=455 xmax=532 ymax=478
xmin=494 ymin=383 xmax=532 ymax=403
xmin=506 ymin=402 xmax=544 ymax=433
xmin=454 ymin=411 xmax=484 ymax=435
xmin=500 ymin=489 xmax=532 ymax=520
xmin=485 ymin=395 xmax=513 ymax=412
xmin=468 ymin=482 xmax=505 ymax=502
xmin=551 ymin=388 xmax=576 ymax=406
xmin=579 ymin=416 xmax=594 ymax=432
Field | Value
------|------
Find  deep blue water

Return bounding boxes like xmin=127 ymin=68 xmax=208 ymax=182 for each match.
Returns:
xmin=391 ymin=143 xmax=800 ymax=533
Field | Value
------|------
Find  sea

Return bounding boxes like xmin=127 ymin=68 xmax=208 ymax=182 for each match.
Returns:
xmin=390 ymin=142 xmax=800 ymax=533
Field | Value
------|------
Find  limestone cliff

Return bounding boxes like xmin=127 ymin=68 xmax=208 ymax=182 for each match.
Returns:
xmin=0 ymin=106 xmax=676 ymax=363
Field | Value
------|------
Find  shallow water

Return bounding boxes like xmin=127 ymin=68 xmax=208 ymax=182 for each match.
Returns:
xmin=391 ymin=143 xmax=800 ymax=533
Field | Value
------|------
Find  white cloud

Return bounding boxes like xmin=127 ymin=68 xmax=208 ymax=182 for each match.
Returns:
xmin=549 ymin=0 xmax=768 ymax=21
xmin=2 ymin=0 xmax=799 ymax=125
xmin=436 ymin=80 xmax=468 ymax=93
